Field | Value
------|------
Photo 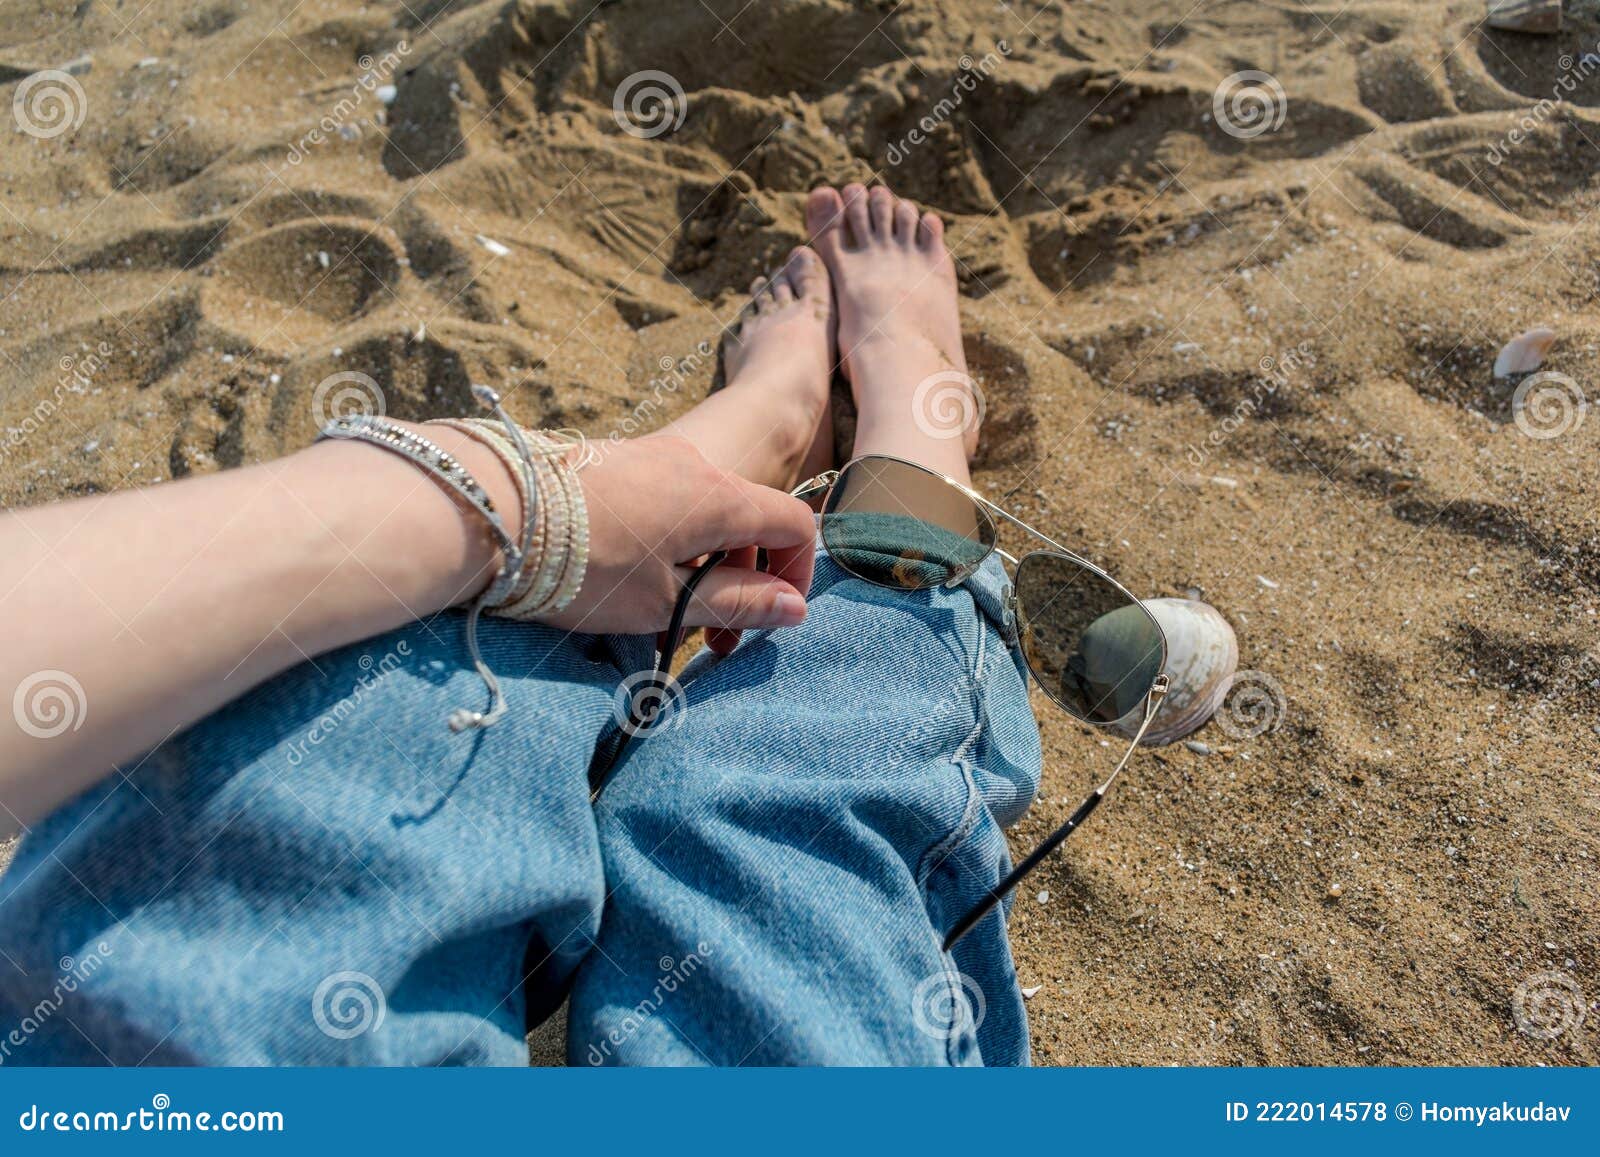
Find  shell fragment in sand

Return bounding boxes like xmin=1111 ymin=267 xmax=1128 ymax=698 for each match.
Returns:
xmin=1493 ymin=327 xmax=1557 ymax=377
xmin=476 ymin=234 xmax=512 ymax=258
xmin=1485 ymin=0 xmax=1562 ymax=34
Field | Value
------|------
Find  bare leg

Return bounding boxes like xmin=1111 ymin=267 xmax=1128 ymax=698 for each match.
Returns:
xmin=664 ymin=246 xmax=836 ymax=491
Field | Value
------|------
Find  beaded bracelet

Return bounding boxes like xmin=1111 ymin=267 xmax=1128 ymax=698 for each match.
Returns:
xmin=316 ymin=384 xmax=567 ymax=733
xmin=429 ymin=418 xmax=590 ymax=620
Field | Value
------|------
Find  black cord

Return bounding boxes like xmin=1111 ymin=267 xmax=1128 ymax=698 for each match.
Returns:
xmin=941 ymin=790 xmax=1104 ymax=952
xmin=587 ymin=551 xmax=728 ymax=799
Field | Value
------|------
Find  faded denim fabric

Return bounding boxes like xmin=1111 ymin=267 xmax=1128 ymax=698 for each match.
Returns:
xmin=0 ymin=548 xmax=1040 ymax=1066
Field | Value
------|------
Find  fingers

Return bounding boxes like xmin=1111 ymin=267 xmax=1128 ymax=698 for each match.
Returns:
xmin=681 ymin=564 xmax=807 ymax=634
xmin=673 ymin=470 xmax=818 ymax=562
xmin=673 ymin=471 xmax=817 ymax=647
xmin=704 ymin=546 xmax=757 ymax=655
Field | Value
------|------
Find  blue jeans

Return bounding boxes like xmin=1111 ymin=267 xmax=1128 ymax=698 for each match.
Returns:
xmin=0 ymin=548 xmax=1041 ymax=1066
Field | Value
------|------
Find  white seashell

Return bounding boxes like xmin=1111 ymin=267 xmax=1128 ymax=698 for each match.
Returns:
xmin=1112 ymin=598 xmax=1239 ymax=746
xmin=1485 ymin=0 xmax=1562 ymax=34
xmin=1493 ymin=327 xmax=1556 ymax=377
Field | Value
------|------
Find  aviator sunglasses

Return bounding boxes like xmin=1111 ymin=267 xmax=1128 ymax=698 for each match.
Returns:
xmin=592 ymin=453 xmax=1171 ymax=952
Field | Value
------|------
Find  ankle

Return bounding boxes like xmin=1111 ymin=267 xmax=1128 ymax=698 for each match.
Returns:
xmin=850 ymin=415 xmax=972 ymax=487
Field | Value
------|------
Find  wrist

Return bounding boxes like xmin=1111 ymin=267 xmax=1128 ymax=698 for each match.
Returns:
xmin=302 ymin=419 xmax=526 ymax=616
xmin=401 ymin=420 xmax=526 ymax=602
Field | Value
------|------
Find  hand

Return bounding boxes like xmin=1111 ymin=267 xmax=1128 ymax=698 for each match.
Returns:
xmin=532 ymin=435 xmax=816 ymax=649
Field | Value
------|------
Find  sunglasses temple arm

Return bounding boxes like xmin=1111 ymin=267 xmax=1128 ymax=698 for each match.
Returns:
xmin=790 ymin=472 xmax=837 ymax=503
xmin=588 ymin=550 xmax=729 ymax=801
xmin=969 ymin=496 xmax=1080 ymax=559
xmin=941 ymin=676 xmax=1169 ymax=953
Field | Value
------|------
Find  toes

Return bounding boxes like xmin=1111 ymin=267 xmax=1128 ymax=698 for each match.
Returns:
xmin=917 ymin=210 xmax=945 ymax=250
xmin=770 ymin=274 xmax=796 ymax=307
xmin=785 ymin=246 xmax=829 ymax=299
xmin=840 ymin=183 xmax=872 ymax=249
xmin=893 ymin=198 xmax=919 ymax=243
xmin=867 ymin=185 xmax=895 ymax=236
xmin=747 ymin=274 xmax=773 ymax=315
xmin=806 ymin=186 xmax=847 ymax=258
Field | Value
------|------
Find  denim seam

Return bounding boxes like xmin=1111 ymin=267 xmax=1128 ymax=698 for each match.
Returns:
xmin=914 ymin=602 xmax=989 ymax=892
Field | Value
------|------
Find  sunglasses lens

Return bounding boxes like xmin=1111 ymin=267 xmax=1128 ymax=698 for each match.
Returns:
xmin=1015 ymin=553 xmax=1165 ymax=723
xmin=821 ymin=457 xmax=996 ymax=589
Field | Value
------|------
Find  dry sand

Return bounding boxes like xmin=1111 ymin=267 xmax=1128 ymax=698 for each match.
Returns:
xmin=2 ymin=0 xmax=1597 ymax=1065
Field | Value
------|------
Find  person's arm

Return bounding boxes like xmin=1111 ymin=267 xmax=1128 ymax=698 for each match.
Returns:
xmin=0 ymin=427 xmax=815 ymax=836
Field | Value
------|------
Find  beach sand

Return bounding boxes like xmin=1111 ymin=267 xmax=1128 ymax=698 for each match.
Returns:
xmin=2 ymin=0 xmax=1596 ymax=1064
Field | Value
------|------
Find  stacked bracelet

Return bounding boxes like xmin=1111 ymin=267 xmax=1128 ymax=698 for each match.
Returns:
xmin=428 ymin=420 xmax=590 ymax=620
xmin=316 ymin=384 xmax=589 ymax=734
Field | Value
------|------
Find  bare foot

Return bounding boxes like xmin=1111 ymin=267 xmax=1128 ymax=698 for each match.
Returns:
xmin=805 ymin=184 xmax=977 ymax=484
xmin=664 ymin=247 xmax=835 ymax=491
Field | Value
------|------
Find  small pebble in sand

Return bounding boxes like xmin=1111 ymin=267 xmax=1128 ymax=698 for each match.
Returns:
xmin=1256 ymin=575 xmax=1280 ymax=589
xmin=1327 ymin=882 xmax=1343 ymax=899
xmin=1022 ymin=985 xmax=1042 ymax=1000
xmin=476 ymin=234 xmax=512 ymax=257
xmin=1185 ymin=740 xmax=1212 ymax=756
xmin=375 ymin=84 xmax=398 ymax=105
xmin=1037 ymin=889 xmax=1050 ymax=904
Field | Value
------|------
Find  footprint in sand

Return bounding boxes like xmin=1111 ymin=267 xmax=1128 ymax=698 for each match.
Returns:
xmin=201 ymin=219 xmax=406 ymax=354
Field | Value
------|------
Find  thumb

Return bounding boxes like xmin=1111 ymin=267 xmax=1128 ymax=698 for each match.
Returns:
xmin=679 ymin=564 xmax=807 ymax=633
